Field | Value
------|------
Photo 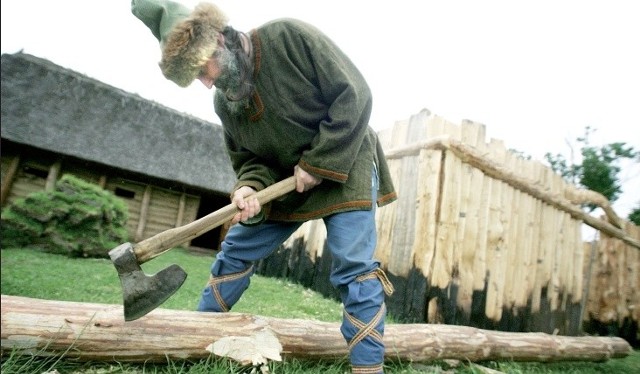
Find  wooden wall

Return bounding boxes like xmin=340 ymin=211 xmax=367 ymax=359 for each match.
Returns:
xmin=2 ymin=156 xmax=48 ymax=199
xmin=1 ymin=145 xmax=201 ymax=248
xmin=257 ymin=109 xmax=639 ymax=337
xmin=100 ymin=178 xmax=200 ymax=243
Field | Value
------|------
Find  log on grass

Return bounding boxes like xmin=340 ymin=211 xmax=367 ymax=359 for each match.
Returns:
xmin=0 ymin=295 xmax=631 ymax=363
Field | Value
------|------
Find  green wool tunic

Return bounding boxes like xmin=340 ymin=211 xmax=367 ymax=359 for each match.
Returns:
xmin=215 ymin=18 xmax=397 ymax=222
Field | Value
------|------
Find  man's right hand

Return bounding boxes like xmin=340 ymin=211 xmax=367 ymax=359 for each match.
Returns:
xmin=294 ymin=165 xmax=322 ymax=193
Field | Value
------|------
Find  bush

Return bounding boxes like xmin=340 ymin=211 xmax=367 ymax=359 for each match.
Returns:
xmin=1 ymin=174 xmax=129 ymax=257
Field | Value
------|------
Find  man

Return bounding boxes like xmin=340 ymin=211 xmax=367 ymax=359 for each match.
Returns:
xmin=132 ymin=1 xmax=397 ymax=372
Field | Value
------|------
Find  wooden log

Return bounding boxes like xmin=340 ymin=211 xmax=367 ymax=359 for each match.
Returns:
xmin=411 ymin=125 xmax=442 ymax=279
xmin=389 ymin=117 xmax=420 ymax=278
xmin=457 ymin=121 xmax=486 ymax=319
xmin=430 ymin=118 xmax=460 ymax=289
xmin=532 ymin=166 xmax=556 ymax=314
xmin=0 ymin=295 xmax=631 ymax=364
xmin=414 ymin=113 xmax=445 ymax=281
xmin=486 ymin=139 xmax=509 ymax=321
xmin=502 ymin=151 xmax=519 ymax=313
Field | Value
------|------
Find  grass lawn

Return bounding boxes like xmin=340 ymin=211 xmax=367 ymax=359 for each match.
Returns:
xmin=1 ymin=247 xmax=637 ymax=373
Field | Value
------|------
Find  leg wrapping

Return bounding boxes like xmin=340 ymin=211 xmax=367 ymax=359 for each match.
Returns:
xmin=341 ymin=268 xmax=394 ymax=373
xmin=197 ymin=265 xmax=253 ymax=312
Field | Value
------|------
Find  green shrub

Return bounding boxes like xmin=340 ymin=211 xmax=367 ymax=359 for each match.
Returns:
xmin=1 ymin=174 xmax=129 ymax=257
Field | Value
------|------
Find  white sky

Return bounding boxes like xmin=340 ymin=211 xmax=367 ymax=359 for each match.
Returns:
xmin=1 ymin=0 xmax=638 ymax=219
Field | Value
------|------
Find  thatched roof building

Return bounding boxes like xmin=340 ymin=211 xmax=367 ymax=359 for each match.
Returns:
xmin=1 ymin=52 xmax=236 ymax=249
xmin=1 ymin=52 xmax=235 ymax=192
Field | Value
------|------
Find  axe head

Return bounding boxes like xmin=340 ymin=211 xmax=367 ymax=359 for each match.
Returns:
xmin=109 ymin=243 xmax=187 ymax=321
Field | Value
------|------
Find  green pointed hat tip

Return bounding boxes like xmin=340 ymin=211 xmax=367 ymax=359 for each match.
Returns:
xmin=131 ymin=0 xmax=192 ymax=47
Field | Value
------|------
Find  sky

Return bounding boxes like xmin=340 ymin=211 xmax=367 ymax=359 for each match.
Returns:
xmin=1 ymin=0 xmax=638 ymax=220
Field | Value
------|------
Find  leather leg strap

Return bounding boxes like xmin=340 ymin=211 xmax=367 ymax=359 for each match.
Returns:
xmin=206 ymin=265 xmax=254 ymax=312
xmin=347 ymin=268 xmax=394 ymax=373
xmin=355 ymin=268 xmax=395 ymax=296
xmin=344 ymin=303 xmax=386 ymax=350
xmin=352 ymin=363 xmax=384 ymax=374
xmin=346 ymin=268 xmax=394 ymax=351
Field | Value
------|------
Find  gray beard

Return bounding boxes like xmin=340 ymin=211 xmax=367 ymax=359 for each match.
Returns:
xmin=215 ymin=48 xmax=250 ymax=114
xmin=224 ymin=97 xmax=248 ymax=115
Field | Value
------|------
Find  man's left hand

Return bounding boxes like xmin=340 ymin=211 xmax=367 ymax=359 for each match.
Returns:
xmin=230 ymin=185 xmax=261 ymax=224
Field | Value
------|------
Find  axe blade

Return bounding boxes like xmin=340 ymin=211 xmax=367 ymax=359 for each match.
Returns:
xmin=110 ymin=243 xmax=188 ymax=321
xmin=122 ymin=263 xmax=187 ymax=321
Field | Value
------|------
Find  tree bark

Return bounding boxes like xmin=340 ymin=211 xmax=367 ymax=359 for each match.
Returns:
xmin=0 ymin=295 xmax=631 ymax=364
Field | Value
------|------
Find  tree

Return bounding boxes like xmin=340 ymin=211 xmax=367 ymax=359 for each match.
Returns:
xmin=544 ymin=126 xmax=639 ymax=223
xmin=629 ymin=203 xmax=640 ymax=226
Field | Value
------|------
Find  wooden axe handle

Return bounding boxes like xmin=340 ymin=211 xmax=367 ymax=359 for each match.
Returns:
xmin=133 ymin=176 xmax=296 ymax=263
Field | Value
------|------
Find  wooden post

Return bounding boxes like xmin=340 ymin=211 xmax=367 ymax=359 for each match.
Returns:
xmin=580 ymin=239 xmax=598 ymax=326
xmin=1 ymin=155 xmax=20 ymax=206
xmin=135 ymin=185 xmax=152 ymax=242
xmin=485 ymin=139 xmax=508 ymax=321
xmin=45 ymin=159 xmax=62 ymax=191
xmin=457 ymin=121 xmax=486 ymax=319
xmin=176 ymin=193 xmax=186 ymax=227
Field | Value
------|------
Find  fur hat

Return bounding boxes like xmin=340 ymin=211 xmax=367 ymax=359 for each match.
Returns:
xmin=132 ymin=0 xmax=228 ymax=87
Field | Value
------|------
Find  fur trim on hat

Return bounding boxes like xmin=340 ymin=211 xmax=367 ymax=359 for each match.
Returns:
xmin=160 ymin=2 xmax=228 ymax=87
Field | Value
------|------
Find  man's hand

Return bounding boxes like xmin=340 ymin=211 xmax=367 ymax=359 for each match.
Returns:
xmin=294 ymin=165 xmax=322 ymax=193
xmin=231 ymin=186 xmax=261 ymax=225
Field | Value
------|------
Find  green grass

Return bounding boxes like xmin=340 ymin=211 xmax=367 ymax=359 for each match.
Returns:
xmin=1 ymin=247 xmax=638 ymax=373
xmin=0 ymin=246 xmax=343 ymax=321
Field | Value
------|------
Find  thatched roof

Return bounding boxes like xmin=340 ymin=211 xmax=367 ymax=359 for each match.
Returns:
xmin=1 ymin=52 xmax=235 ymax=193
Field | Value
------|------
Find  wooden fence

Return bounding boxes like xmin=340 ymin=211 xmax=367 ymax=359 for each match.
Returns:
xmin=256 ymin=109 xmax=639 ymax=340
xmin=583 ymin=223 xmax=639 ymax=345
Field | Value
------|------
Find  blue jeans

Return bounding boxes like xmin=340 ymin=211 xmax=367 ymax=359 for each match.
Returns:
xmin=198 ymin=168 xmax=387 ymax=372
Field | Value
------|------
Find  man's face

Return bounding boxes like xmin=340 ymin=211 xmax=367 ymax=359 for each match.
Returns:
xmin=198 ymin=46 xmax=248 ymax=113
xmin=213 ymin=47 xmax=242 ymax=93
xmin=196 ymin=56 xmax=222 ymax=90
xmin=197 ymin=48 xmax=241 ymax=92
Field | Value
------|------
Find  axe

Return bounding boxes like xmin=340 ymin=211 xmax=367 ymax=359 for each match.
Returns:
xmin=109 ymin=176 xmax=296 ymax=321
